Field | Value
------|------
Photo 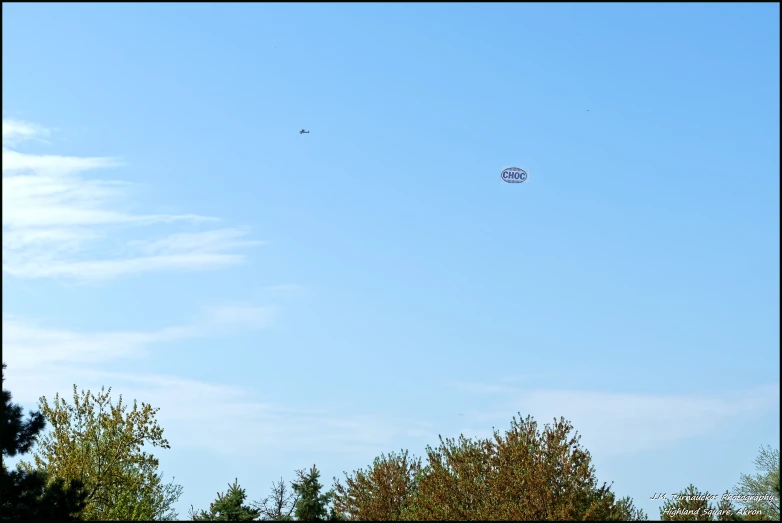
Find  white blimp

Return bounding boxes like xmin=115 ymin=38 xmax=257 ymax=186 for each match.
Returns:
xmin=500 ymin=166 xmax=528 ymax=183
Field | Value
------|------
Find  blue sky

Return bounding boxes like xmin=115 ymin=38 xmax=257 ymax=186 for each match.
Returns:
xmin=2 ymin=2 xmax=779 ymax=518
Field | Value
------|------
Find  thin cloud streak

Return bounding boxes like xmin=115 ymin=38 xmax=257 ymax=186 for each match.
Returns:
xmin=5 ymin=252 xmax=249 ymax=280
xmin=2 ymin=119 xmax=261 ymax=281
xmin=131 ymin=229 xmax=265 ymax=256
xmin=1 ymin=306 xmax=277 ymax=370
xmin=2 ymin=147 xmax=120 ymax=177
xmin=2 ymin=119 xmax=51 ymax=146
xmin=2 ymin=314 xmax=435 ymax=457
xmin=454 ymin=382 xmax=781 ymax=457
xmin=9 ymin=365 xmax=438 ymax=456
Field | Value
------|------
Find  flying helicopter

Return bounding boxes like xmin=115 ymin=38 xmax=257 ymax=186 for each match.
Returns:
xmin=299 ymin=129 xmax=310 ymax=134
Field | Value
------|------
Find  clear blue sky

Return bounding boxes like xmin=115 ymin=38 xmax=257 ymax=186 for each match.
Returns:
xmin=3 ymin=2 xmax=779 ymax=518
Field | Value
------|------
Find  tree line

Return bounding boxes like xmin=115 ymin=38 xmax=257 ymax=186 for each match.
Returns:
xmin=2 ymin=362 xmax=779 ymax=521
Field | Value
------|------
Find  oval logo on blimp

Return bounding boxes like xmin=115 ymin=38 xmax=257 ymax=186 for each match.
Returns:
xmin=501 ymin=167 xmax=527 ymax=183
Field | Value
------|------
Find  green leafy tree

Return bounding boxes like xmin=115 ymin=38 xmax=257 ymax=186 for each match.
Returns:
xmin=104 ymin=469 xmax=183 ymax=520
xmin=403 ymin=414 xmax=641 ymax=520
xmin=732 ymin=445 xmax=781 ymax=520
xmin=190 ymin=478 xmax=260 ymax=521
xmin=715 ymin=493 xmax=748 ymax=522
xmin=609 ymin=495 xmax=649 ymax=521
xmin=660 ymin=484 xmax=713 ymax=521
xmin=1 ymin=362 xmax=87 ymax=520
xmin=152 ymin=473 xmax=185 ymax=520
xmin=292 ymin=465 xmax=336 ymax=521
xmin=332 ymin=450 xmax=422 ymax=520
xmin=83 ymin=421 xmax=182 ymax=520
xmin=660 ymin=486 xmax=748 ymax=521
xmin=20 ymin=383 xmax=179 ymax=520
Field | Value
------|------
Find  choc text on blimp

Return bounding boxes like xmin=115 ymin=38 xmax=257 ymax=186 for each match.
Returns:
xmin=501 ymin=167 xmax=528 ymax=183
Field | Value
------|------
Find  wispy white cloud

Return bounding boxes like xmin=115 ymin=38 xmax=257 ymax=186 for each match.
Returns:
xmin=8 ymin=365 xmax=437 ymax=456
xmin=2 ymin=311 xmax=434 ymax=457
xmin=2 ymin=147 xmax=119 ymax=177
xmin=2 ymin=119 xmax=261 ymax=281
xmin=445 ymin=372 xmax=567 ymax=395
xmin=447 ymin=381 xmax=517 ymax=394
xmin=266 ymin=284 xmax=306 ymax=292
xmin=496 ymin=372 xmax=562 ymax=384
xmin=454 ymin=383 xmax=780 ymax=457
xmin=2 ymin=119 xmax=50 ymax=146
xmin=131 ymin=229 xmax=265 ymax=256
xmin=548 ymin=386 xmax=778 ymax=456
xmin=208 ymin=305 xmax=277 ymax=329
xmin=0 ymin=307 xmax=276 ymax=371
xmin=256 ymin=284 xmax=311 ymax=303
xmin=2 ymin=169 xmax=212 ymax=228
xmin=6 ymin=252 xmax=251 ymax=280
xmin=1 ymin=314 xmax=194 ymax=371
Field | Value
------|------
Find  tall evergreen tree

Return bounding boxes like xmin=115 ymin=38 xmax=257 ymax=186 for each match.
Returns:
xmin=609 ymin=495 xmax=649 ymax=521
xmin=660 ymin=484 xmax=714 ymax=521
xmin=190 ymin=478 xmax=260 ymax=521
xmin=1 ymin=362 xmax=87 ymax=520
xmin=291 ymin=465 xmax=336 ymax=521
xmin=715 ymin=492 xmax=744 ymax=522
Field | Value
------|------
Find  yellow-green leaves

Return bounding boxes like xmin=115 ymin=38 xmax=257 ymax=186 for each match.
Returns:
xmin=20 ymin=384 xmax=175 ymax=521
xmin=355 ymin=414 xmax=639 ymax=521
xmin=333 ymin=450 xmax=422 ymax=520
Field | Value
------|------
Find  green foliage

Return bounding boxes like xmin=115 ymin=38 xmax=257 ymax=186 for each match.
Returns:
xmin=660 ymin=484 xmax=714 ymax=521
xmin=1 ymin=362 xmax=87 ymax=521
xmin=292 ymin=465 xmax=336 ymax=521
xmin=715 ymin=493 xmax=745 ymax=521
xmin=154 ymin=474 xmax=186 ymax=520
xmin=609 ymin=495 xmax=648 ymax=521
xmin=0 ymin=468 xmax=88 ymax=521
xmin=331 ymin=413 xmax=642 ymax=521
xmin=732 ymin=445 xmax=781 ymax=520
xmin=20 ymin=383 xmax=180 ymax=520
xmin=333 ymin=450 xmax=422 ymax=520
xmin=401 ymin=414 xmax=636 ymax=520
xmin=659 ymin=486 xmax=751 ymax=521
xmin=103 ymin=470 xmax=183 ymax=521
xmin=190 ymin=478 xmax=260 ymax=521
xmin=2 ymin=363 xmax=45 ymax=459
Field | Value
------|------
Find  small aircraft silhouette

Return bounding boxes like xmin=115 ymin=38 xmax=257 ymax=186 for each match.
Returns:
xmin=299 ymin=129 xmax=310 ymax=134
